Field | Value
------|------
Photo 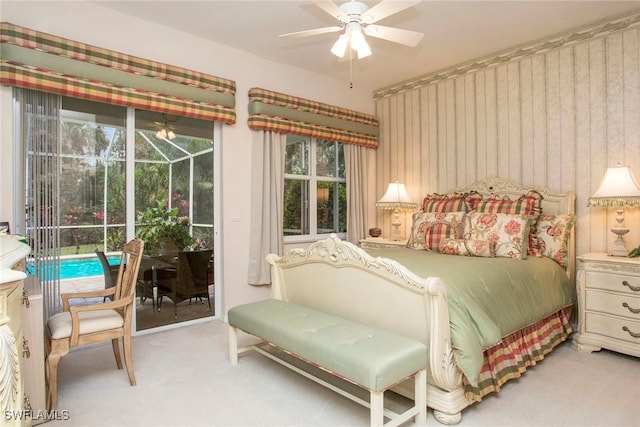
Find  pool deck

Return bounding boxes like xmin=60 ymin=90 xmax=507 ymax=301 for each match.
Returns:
xmin=60 ymin=276 xmax=106 ymax=305
xmin=60 ymin=275 xmax=104 ymax=293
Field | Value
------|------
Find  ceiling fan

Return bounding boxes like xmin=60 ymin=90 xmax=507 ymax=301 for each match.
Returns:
xmin=279 ymin=1 xmax=424 ymax=59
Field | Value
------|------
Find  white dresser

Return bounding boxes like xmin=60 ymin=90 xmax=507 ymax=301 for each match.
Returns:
xmin=572 ymin=253 xmax=640 ymax=357
xmin=0 ymin=235 xmax=32 ymax=426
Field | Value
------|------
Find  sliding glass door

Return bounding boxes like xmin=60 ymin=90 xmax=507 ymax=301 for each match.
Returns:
xmin=19 ymin=92 xmax=218 ymax=331
xmin=133 ymin=110 xmax=215 ymax=330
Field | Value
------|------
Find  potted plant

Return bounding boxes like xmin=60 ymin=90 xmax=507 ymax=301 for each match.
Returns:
xmin=136 ymin=200 xmax=194 ymax=255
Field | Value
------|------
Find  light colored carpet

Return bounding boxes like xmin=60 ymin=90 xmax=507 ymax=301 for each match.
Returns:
xmin=46 ymin=319 xmax=640 ymax=427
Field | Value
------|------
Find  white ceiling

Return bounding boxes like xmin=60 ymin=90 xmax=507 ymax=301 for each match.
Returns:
xmin=95 ymin=1 xmax=640 ymax=91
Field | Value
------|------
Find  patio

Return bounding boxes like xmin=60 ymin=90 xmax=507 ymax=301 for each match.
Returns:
xmin=60 ymin=276 xmax=214 ymax=331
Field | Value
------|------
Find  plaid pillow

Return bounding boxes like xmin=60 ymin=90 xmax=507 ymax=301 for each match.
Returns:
xmin=422 ymin=193 xmax=466 ymax=212
xmin=471 ymin=191 xmax=543 ymax=256
xmin=406 ymin=211 xmax=465 ymax=251
xmin=422 ymin=191 xmax=481 ymax=212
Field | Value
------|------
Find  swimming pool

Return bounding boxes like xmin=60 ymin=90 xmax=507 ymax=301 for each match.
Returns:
xmin=29 ymin=256 xmax=120 ymax=280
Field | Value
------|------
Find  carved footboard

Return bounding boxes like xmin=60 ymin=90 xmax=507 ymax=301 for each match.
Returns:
xmin=266 ymin=235 xmax=472 ymax=424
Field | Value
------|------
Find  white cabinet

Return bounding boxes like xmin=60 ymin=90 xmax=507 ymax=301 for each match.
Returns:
xmin=0 ymin=278 xmax=27 ymax=426
xmin=359 ymin=238 xmax=407 ymax=250
xmin=572 ymin=253 xmax=640 ymax=357
xmin=21 ymin=276 xmax=45 ymax=424
xmin=0 ymin=235 xmax=35 ymax=426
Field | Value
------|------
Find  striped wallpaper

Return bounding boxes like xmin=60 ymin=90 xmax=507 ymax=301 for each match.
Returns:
xmin=372 ymin=10 xmax=640 ymax=258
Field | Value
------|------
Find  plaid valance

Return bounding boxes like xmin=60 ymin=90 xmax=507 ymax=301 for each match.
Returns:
xmin=0 ymin=22 xmax=236 ymax=124
xmin=247 ymin=87 xmax=378 ymax=147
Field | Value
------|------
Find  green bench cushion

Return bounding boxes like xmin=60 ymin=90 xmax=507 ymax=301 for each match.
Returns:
xmin=228 ymin=299 xmax=427 ymax=392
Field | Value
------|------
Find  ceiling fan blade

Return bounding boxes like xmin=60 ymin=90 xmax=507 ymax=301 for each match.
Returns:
xmin=279 ymin=26 xmax=342 ymax=40
xmin=315 ymin=1 xmax=345 ymax=20
xmin=364 ymin=25 xmax=424 ymax=47
xmin=365 ymin=0 xmax=421 ymax=24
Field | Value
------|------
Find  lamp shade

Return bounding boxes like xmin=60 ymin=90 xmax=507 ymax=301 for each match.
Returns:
xmin=588 ymin=166 xmax=640 ymax=207
xmin=375 ymin=182 xmax=417 ymax=210
xmin=331 ymin=34 xmax=348 ymax=58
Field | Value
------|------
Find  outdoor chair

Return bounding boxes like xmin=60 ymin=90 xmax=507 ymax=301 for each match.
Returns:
xmin=155 ymin=249 xmax=213 ymax=319
xmin=96 ymin=249 xmax=119 ymax=300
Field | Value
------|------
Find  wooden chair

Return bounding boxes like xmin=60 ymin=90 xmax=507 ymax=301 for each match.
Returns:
xmin=45 ymin=238 xmax=144 ymax=410
xmin=156 ymin=249 xmax=213 ymax=319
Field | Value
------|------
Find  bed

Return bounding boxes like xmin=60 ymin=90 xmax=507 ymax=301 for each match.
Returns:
xmin=266 ymin=177 xmax=576 ymax=425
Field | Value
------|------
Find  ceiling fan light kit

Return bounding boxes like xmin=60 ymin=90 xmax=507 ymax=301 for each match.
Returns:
xmin=279 ymin=0 xmax=424 ymax=60
xmin=330 ymin=21 xmax=372 ymax=59
xmin=155 ymin=127 xmax=176 ymax=141
xmin=155 ymin=114 xmax=177 ymax=140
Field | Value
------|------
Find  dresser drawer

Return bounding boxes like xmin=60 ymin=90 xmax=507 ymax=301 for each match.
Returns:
xmin=7 ymin=282 xmax=23 ymax=337
xmin=585 ymin=289 xmax=640 ymax=320
xmin=584 ymin=271 xmax=640 ymax=295
xmin=584 ymin=311 xmax=640 ymax=345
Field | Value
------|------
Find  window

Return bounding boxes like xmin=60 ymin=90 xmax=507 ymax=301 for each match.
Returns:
xmin=283 ymin=135 xmax=346 ymax=241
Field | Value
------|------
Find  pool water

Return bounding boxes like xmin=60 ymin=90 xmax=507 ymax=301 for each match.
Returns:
xmin=29 ymin=257 xmax=120 ymax=280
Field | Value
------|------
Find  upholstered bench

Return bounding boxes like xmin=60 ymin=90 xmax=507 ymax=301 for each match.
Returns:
xmin=228 ymin=299 xmax=427 ymax=427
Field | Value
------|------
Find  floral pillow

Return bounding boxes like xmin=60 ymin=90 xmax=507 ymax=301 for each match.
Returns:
xmin=536 ymin=213 xmax=576 ymax=266
xmin=469 ymin=191 xmax=543 ymax=257
xmin=463 ymin=212 xmax=533 ymax=259
xmin=440 ymin=238 xmax=496 ymax=257
xmin=406 ymin=211 xmax=465 ymax=251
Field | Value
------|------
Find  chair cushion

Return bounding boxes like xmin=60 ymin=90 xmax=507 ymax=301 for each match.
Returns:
xmin=47 ymin=309 xmax=124 ymax=340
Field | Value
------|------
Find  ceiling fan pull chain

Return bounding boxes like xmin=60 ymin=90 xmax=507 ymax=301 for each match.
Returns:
xmin=349 ymin=49 xmax=353 ymax=89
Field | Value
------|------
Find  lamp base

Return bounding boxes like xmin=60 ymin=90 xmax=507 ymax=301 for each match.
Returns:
xmin=389 ymin=224 xmax=404 ymax=241
xmin=389 ymin=209 xmax=404 ymax=242
xmin=608 ymin=227 xmax=629 ymax=257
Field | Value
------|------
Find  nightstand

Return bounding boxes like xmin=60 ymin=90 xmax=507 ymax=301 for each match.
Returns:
xmin=572 ymin=253 xmax=640 ymax=357
xmin=359 ymin=238 xmax=407 ymax=250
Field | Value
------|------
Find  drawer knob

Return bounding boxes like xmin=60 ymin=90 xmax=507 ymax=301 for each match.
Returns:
xmin=622 ymin=302 xmax=640 ymax=314
xmin=23 ymin=337 xmax=30 ymax=358
xmin=622 ymin=280 xmax=640 ymax=292
xmin=22 ymin=289 xmax=30 ymax=308
xmin=622 ymin=326 xmax=640 ymax=339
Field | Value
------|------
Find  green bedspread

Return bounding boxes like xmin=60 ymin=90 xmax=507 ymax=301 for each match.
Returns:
xmin=365 ymin=248 xmax=576 ymax=386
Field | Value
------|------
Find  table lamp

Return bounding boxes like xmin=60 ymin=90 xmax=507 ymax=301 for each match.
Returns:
xmin=588 ymin=165 xmax=640 ymax=256
xmin=375 ymin=182 xmax=418 ymax=241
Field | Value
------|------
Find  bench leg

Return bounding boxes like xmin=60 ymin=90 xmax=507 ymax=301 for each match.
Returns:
xmin=370 ymin=390 xmax=384 ymax=427
xmin=228 ymin=324 xmax=238 ymax=365
xmin=414 ymin=369 xmax=427 ymax=426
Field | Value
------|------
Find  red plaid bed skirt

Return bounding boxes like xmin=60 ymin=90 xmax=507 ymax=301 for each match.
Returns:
xmin=463 ymin=306 xmax=573 ymax=401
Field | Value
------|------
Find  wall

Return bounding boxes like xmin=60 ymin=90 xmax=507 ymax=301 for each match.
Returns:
xmin=372 ymin=10 xmax=640 ymax=258
xmin=0 ymin=1 xmax=375 ymax=317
